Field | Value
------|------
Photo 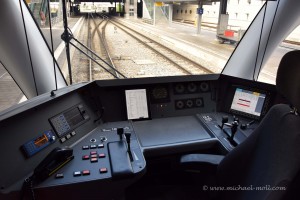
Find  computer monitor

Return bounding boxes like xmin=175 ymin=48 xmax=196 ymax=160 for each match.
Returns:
xmin=230 ymin=88 xmax=266 ymax=119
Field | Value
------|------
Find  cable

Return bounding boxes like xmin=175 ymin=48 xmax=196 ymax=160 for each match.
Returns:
xmin=255 ymin=0 xmax=281 ymax=80
xmin=18 ymin=0 xmax=39 ymax=96
xmin=20 ymin=176 xmax=36 ymax=200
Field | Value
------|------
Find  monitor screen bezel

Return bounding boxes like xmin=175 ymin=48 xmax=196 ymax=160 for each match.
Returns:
xmin=229 ymin=86 xmax=268 ymax=120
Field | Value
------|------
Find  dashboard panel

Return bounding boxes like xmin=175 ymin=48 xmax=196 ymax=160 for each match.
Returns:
xmin=0 ymin=74 xmax=281 ymax=199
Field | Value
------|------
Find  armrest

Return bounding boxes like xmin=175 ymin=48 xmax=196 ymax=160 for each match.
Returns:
xmin=180 ymin=154 xmax=224 ymax=173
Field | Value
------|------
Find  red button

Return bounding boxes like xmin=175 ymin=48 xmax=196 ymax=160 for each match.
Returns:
xmin=82 ymin=170 xmax=90 ymax=175
xmin=99 ymin=153 xmax=106 ymax=158
xmin=90 ymin=151 xmax=97 ymax=155
xmin=90 ymin=154 xmax=98 ymax=158
xmin=91 ymin=158 xmax=98 ymax=163
xmin=99 ymin=168 xmax=108 ymax=173
xmin=82 ymin=155 xmax=89 ymax=160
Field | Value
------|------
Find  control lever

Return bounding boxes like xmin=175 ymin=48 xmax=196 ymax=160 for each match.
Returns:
xmin=240 ymin=120 xmax=255 ymax=130
xmin=219 ymin=116 xmax=228 ymax=129
xmin=229 ymin=121 xmax=238 ymax=141
xmin=125 ymin=133 xmax=133 ymax=162
xmin=223 ymin=120 xmax=238 ymax=147
xmin=233 ymin=116 xmax=239 ymax=123
xmin=117 ymin=128 xmax=124 ymax=140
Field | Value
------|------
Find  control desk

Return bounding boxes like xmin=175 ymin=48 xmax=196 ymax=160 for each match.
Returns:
xmin=0 ymin=74 xmax=283 ymax=200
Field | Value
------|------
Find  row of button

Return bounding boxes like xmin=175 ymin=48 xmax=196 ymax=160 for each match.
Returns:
xmin=55 ymin=168 xmax=108 ymax=179
xmin=82 ymin=143 xmax=104 ymax=150
xmin=82 ymin=151 xmax=106 ymax=162
xmin=60 ymin=131 xmax=76 ymax=143
xmin=101 ymin=126 xmax=130 ymax=132
xmin=73 ymin=168 xmax=108 ymax=177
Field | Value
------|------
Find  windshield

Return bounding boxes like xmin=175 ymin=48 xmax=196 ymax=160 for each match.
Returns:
xmin=0 ymin=0 xmax=299 ymax=112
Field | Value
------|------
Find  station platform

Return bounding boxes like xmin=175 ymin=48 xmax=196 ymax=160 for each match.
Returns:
xmin=116 ymin=17 xmax=234 ymax=73
xmin=41 ymin=16 xmax=83 ymax=69
xmin=115 ymin=17 xmax=300 ymax=84
xmin=0 ymin=16 xmax=82 ymax=113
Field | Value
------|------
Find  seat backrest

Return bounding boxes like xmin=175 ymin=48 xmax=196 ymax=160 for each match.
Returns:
xmin=216 ymin=50 xmax=300 ymax=200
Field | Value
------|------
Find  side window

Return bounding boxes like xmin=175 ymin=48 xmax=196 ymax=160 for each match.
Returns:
xmin=0 ymin=65 xmax=27 ymax=112
xmin=258 ymin=25 xmax=300 ymax=84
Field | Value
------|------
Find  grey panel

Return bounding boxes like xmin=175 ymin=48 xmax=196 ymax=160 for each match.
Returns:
xmin=133 ymin=115 xmax=211 ymax=147
xmin=222 ymin=0 xmax=300 ymax=80
xmin=0 ymin=0 xmax=66 ymax=98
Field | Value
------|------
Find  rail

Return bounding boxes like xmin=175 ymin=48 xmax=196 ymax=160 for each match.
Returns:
xmin=68 ymin=14 xmax=126 ymax=79
xmin=111 ymin=19 xmax=214 ymax=75
xmin=91 ymin=14 xmax=126 ymax=78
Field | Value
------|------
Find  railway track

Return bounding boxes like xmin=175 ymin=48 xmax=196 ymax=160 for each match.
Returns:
xmin=70 ymin=14 xmax=91 ymax=83
xmin=110 ymin=19 xmax=214 ymax=75
xmin=70 ymin=14 xmax=214 ymax=83
xmin=90 ymin=14 xmax=125 ymax=79
xmin=70 ymin=14 xmax=125 ymax=82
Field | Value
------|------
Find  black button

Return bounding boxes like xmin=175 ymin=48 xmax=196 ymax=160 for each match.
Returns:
xmin=82 ymin=145 xmax=89 ymax=150
xmin=73 ymin=171 xmax=81 ymax=177
xmin=55 ymin=173 xmax=64 ymax=179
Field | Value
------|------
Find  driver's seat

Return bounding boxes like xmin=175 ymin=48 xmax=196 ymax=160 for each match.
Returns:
xmin=181 ymin=50 xmax=300 ymax=200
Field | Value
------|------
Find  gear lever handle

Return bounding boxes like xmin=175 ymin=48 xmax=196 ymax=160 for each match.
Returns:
xmin=117 ymin=128 xmax=124 ymax=140
xmin=220 ymin=116 xmax=228 ymax=129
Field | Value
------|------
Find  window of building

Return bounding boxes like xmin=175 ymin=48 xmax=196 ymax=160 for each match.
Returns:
xmin=246 ymin=13 xmax=249 ymax=20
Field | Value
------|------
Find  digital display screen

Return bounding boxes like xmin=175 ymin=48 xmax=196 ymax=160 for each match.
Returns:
xmin=49 ymin=104 xmax=88 ymax=138
xmin=34 ymin=134 xmax=49 ymax=147
xmin=125 ymin=89 xmax=149 ymax=120
xmin=230 ymin=88 xmax=266 ymax=117
xmin=22 ymin=130 xmax=56 ymax=158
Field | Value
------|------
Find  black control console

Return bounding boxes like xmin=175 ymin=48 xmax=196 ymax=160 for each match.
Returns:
xmin=198 ymin=113 xmax=259 ymax=151
xmin=33 ymin=121 xmax=146 ymax=199
xmin=0 ymin=74 xmax=280 ymax=199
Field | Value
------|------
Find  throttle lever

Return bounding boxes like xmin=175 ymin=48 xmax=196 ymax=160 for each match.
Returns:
xmin=125 ymin=133 xmax=133 ymax=162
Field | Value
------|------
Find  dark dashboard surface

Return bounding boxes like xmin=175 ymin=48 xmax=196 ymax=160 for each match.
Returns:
xmin=0 ymin=74 xmax=282 ymax=199
xmin=134 ymin=115 xmax=212 ymax=147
